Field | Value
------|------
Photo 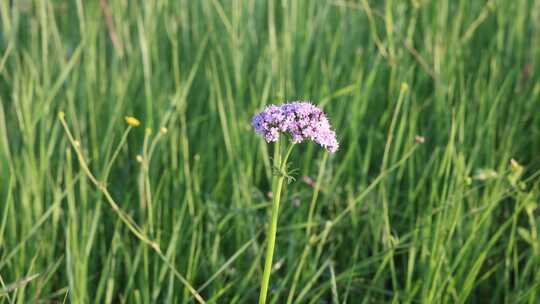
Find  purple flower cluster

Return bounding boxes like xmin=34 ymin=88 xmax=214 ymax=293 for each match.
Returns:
xmin=252 ymin=102 xmax=339 ymax=153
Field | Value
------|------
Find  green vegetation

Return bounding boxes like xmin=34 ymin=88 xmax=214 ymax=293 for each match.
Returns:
xmin=1 ymin=0 xmax=540 ymax=303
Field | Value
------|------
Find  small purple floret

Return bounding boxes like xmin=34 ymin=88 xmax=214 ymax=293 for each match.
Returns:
xmin=252 ymin=102 xmax=339 ymax=153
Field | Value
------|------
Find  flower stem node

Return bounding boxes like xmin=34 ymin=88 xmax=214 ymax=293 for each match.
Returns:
xmin=98 ymin=181 xmax=107 ymax=190
xmin=272 ymin=165 xmax=296 ymax=183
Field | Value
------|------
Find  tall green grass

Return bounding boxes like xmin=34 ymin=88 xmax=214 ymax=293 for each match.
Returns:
xmin=1 ymin=0 xmax=540 ymax=303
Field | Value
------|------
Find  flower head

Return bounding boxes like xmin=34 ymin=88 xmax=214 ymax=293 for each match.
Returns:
xmin=252 ymin=101 xmax=339 ymax=153
xmin=510 ymin=158 xmax=523 ymax=173
xmin=125 ymin=116 xmax=141 ymax=127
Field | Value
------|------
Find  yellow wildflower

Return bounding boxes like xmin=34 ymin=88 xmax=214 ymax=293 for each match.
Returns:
xmin=400 ymin=82 xmax=409 ymax=93
xmin=125 ymin=116 xmax=141 ymax=127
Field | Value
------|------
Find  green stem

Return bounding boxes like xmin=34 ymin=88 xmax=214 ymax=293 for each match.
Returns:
xmin=259 ymin=138 xmax=293 ymax=304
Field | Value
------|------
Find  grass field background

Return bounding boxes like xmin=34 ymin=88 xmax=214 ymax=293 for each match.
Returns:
xmin=1 ymin=0 xmax=540 ymax=303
